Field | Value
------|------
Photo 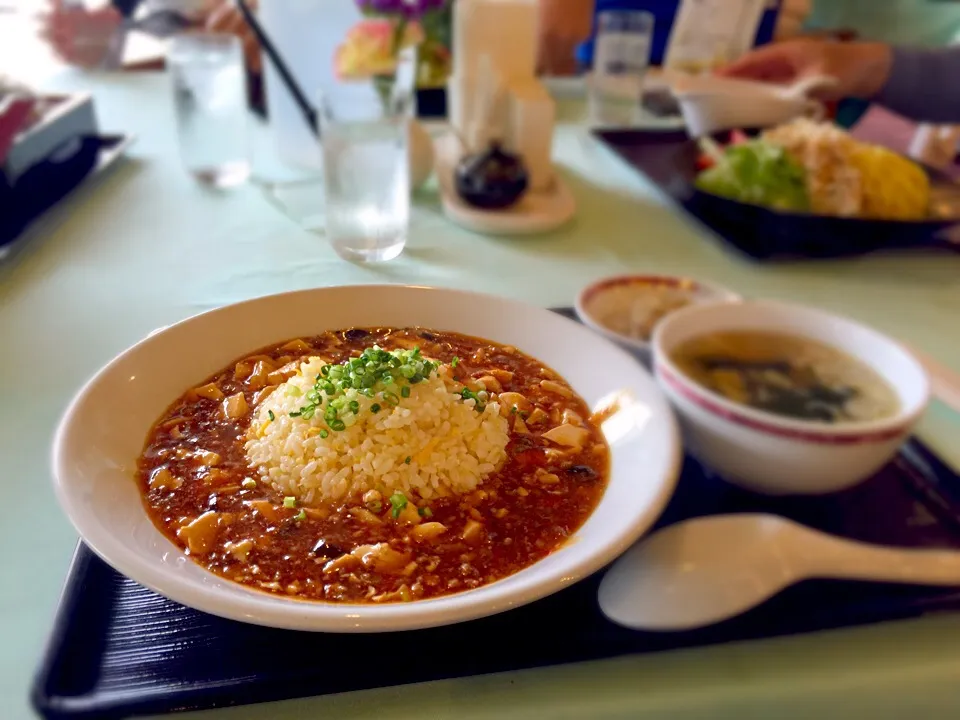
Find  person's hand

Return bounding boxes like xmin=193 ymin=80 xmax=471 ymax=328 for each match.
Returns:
xmin=39 ymin=0 xmax=123 ymax=68
xmin=718 ymin=39 xmax=894 ymax=101
xmin=205 ymin=0 xmax=261 ymax=74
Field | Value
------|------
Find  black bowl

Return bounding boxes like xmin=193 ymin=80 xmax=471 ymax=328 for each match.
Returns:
xmin=593 ymin=128 xmax=960 ymax=261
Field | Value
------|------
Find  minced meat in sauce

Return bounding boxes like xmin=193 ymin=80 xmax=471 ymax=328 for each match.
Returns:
xmin=137 ymin=328 xmax=609 ymax=603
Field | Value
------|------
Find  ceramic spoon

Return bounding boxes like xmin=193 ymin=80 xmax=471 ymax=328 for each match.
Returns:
xmin=598 ymin=513 xmax=960 ymax=632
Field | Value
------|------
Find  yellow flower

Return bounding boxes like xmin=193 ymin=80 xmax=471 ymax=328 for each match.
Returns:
xmin=334 ymin=19 xmax=425 ymax=80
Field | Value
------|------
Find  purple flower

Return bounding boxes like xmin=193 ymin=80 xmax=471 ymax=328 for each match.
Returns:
xmin=357 ymin=0 xmax=446 ymax=19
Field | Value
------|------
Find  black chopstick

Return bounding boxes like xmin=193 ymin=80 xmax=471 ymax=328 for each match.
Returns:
xmin=234 ymin=0 xmax=319 ymax=137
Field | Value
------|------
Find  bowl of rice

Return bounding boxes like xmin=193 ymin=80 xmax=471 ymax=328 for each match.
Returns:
xmin=53 ymin=285 xmax=681 ymax=632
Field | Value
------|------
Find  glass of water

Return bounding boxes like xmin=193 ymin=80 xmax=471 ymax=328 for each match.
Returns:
xmin=169 ymin=34 xmax=250 ymax=188
xmin=589 ymin=10 xmax=655 ymax=127
xmin=318 ymin=47 xmax=416 ymax=263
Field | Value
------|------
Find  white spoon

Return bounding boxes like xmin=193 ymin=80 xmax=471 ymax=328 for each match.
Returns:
xmin=598 ymin=513 xmax=960 ymax=632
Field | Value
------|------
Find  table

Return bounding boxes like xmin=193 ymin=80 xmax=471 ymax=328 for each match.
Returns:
xmin=3 ymin=68 xmax=960 ymax=719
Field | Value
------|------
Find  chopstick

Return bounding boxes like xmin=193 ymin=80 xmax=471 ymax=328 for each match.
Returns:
xmin=234 ymin=0 xmax=319 ymax=137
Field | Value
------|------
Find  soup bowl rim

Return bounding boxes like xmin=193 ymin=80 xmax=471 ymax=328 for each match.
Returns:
xmin=651 ymin=299 xmax=930 ymax=439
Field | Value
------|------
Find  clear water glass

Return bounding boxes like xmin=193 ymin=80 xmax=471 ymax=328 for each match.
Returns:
xmin=169 ymin=34 xmax=250 ymax=188
xmin=318 ymin=47 xmax=416 ymax=263
xmin=590 ymin=10 xmax=655 ymax=128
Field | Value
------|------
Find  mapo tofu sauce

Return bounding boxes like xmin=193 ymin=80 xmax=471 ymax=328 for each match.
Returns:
xmin=137 ymin=328 xmax=610 ymax=603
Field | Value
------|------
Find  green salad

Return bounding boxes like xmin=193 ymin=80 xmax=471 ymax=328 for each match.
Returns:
xmin=695 ymin=139 xmax=810 ymax=213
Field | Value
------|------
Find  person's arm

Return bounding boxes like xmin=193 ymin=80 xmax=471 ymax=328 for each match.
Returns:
xmin=874 ymin=46 xmax=960 ymax=123
xmin=537 ymin=0 xmax=594 ymax=75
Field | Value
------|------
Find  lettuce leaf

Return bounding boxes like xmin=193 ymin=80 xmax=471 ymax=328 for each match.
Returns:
xmin=695 ymin=140 xmax=810 ymax=213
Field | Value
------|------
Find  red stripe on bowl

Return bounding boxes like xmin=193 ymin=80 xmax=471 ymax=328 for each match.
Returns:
xmin=581 ymin=275 xmax=699 ymax=306
xmin=657 ymin=364 xmax=908 ymax=446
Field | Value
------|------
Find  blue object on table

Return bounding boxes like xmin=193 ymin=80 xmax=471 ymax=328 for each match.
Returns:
xmin=576 ymin=0 xmax=781 ymax=69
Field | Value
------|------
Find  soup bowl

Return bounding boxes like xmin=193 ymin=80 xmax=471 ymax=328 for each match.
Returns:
xmin=53 ymin=285 xmax=681 ymax=632
xmin=652 ymin=301 xmax=929 ymax=495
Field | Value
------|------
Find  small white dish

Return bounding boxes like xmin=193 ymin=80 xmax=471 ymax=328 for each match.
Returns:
xmin=672 ymin=74 xmax=836 ymax=137
xmin=575 ymin=275 xmax=741 ymax=364
xmin=434 ymin=134 xmax=577 ymax=236
xmin=53 ymin=285 xmax=681 ymax=632
xmin=652 ymin=300 xmax=930 ymax=495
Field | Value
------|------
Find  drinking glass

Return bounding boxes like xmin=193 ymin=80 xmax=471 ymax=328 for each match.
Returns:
xmin=318 ymin=47 xmax=416 ymax=263
xmin=169 ymin=33 xmax=250 ymax=188
xmin=589 ymin=10 xmax=655 ymax=128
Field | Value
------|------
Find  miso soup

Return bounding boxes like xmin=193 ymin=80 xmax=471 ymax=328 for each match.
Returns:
xmin=670 ymin=331 xmax=900 ymax=423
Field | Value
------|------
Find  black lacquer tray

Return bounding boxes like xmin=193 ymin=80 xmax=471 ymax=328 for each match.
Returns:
xmin=32 ymin=310 xmax=960 ymax=719
xmin=594 ymin=129 xmax=960 ymax=261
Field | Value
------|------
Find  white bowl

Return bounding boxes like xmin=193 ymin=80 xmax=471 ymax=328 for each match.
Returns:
xmin=575 ymin=275 xmax=741 ymax=364
xmin=672 ymin=74 xmax=832 ymax=137
xmin=652 ymin=301 xmax=929 ymax=495
xmin=53 ymin=285 xmax=681 ymax=632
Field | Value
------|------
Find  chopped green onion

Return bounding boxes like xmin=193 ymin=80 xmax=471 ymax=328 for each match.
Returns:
xmin=452 ymin=356 xmax=459 ymax=368
xmin=285 ymin=386 xmax=302 ymax=397
xmin=241 ymin=478 xmax=257 ymax=489
xmin=418 ymin=507 xmax=433 ymax=518
xmin=460 ymin=387 xmax=487 ymax=412
xmin=267 ymin=410 xmax=275 ymax=422
xmin=371 ymin=403 xmax=381 ymax=413
xmin=295 ymin=509 xmax=306 ymax=521
xmin=405 ymin=456 xmax=412 ymax=465
xmin=289 ymin=410 xmax=302 ymax=418
xmin=291 ymin=346 xmax=440 ymax=421
xmin=329 ymin=419 xmax=346 ymax=432
xmin=320 ymin=429 xmax=329 ymax=439
xmin=283 ymin=496 xmax=296 ymax=509
xmin=389 ymin=492 xmax=408 ymax=519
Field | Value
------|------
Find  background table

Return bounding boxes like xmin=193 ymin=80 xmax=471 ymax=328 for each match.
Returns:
xmin=3 ymin=65 xmax=960 ymax=718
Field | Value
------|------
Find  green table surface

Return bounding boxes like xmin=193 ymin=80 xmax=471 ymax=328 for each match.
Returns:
xmin=3 ymin=69 xmax=960 ymax=719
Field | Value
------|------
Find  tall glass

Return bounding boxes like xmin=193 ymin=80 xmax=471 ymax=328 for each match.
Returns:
xmin=589 ymin=10 xmax=655 ymax=128
xmin=169 ymin=34 xmax=250 ymax=188
xmin=318 ymin=47 xmax=416 ymax=263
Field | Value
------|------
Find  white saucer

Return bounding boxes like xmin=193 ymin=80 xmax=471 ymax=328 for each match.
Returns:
xmin=434 ymin=134 xmax=577 ymax=236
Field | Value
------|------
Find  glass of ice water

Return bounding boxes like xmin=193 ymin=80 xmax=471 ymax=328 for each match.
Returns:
xmin=318 ymin=47 xmax=416 ymax=263
xmin=589 ymin=10 xmax=655 ymax=127
xmin=169 ymin=34 xmax=250 ymax=188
